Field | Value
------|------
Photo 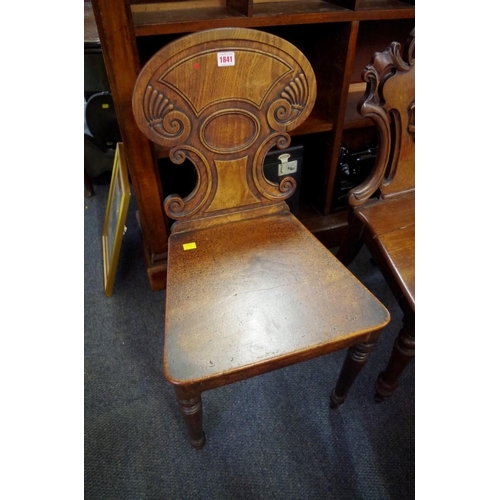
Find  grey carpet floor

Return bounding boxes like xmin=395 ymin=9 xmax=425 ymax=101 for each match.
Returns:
xmin=84 ymin=183 xmax=415 ymax=500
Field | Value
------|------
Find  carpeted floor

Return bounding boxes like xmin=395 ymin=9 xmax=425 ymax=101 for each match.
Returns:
xmin=84 ymin=183 xmax=414 ymax=500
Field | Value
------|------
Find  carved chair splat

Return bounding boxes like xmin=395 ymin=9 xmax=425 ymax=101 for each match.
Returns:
xmin=334 ymin=30 xmax=415 ymax=403
xmin=132 ymin=28 xmax=390 ymax=448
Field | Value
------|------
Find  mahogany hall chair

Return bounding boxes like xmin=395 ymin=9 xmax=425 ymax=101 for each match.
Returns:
xmin=334 ymin=30 xmax=415 ymax=404
xmin=132 ymin=27 xmax=390 ymax=448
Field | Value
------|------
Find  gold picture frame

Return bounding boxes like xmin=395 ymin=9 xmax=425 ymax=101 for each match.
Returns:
xmin=102 ymin=142 xmax=131 ymax=297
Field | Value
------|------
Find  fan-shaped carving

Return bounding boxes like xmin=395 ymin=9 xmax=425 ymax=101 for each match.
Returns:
xmin=268 ymin=74 xmax=309 ymax=131
xmin=143 ymin=86 xmax=191 ymax=145
xmin=159 ymin=50 xmax=293 ymax=116
xmin=282 ymin=74 xmax=307 ymax=108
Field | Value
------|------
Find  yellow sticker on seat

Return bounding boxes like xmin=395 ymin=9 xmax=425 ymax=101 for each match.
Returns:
xmin=183 ymin=242 xmax=197 ymax=251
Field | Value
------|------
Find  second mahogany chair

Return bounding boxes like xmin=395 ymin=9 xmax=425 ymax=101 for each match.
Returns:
xmin=132 ymin=27 xmax=390 ymax=448
xmin=335 ymin=30 xmax=415 ymax=404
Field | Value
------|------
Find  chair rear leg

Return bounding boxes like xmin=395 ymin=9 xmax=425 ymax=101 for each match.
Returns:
xmin=174 ymin=386 xmax=206 ymax=449
xmin=330 ymin=332 xmax=381 ymax=409
xmin=375 ymin=315 xmax=415 ymax=402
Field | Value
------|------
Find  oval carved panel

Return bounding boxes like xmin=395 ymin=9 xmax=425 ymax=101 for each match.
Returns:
xmin=201 ymin=109 xmax=260 ymax=154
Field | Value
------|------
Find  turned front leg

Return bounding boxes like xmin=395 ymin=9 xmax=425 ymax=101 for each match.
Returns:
xmin=375 ymin=315 xmax=415 ymax=402
xmin=330 ymin=339 xmax=378 ymax=409
xmin=174 ymin=386 xmax=206 ymax=449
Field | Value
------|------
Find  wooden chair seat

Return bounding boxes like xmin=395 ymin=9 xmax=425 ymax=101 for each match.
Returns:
xmin=132 ymin=27 xmax=391 ymax=448
xmin=355 ymin=193 xmax=415 ymax=312
xmin=165 ymin=206 xmax=389 ymax=389
xmin=356 ymin=192 xmax=414 ymax=240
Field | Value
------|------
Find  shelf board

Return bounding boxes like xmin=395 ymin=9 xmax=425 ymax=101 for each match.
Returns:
xmin=353 ymin=0 xmax=414 ymax=19
xmin=252 ymin=1 xmax=349 ymax=18
xmin=291 ymin=107 xmax=333 ymax=136
xmin=356 ymin=0 xmax=414 ymax=10
xmin=131 ymin=1 xmax=363 ymax=36
xmin=343 ymin=90 xmax=372 ymax=129
xmin=132 ymin=5 xmax=245 ymax=35
xmin=131 ymin=1 xmax=414 ymax=35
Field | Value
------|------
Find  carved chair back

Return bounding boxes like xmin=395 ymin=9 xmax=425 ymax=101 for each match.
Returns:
xmin=132 ymin=28 xmax=316 ymax=229
xmin=348 ymin=30 xmax=415 ymax=207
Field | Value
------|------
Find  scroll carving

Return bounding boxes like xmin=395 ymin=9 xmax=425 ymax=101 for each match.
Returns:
xmin=348 ymin=33 xmax=415 ymax=207
xmin=163 ymin=146 xmax=214 ymax=220
xmin=143 ymin=86 xmax=191 ymax=144
xmin=132 ymin=28 xmax=318 ymax=225
xmin=252 ymin=133 xmax=297 ymax=201
xmin=268 ymin=74 xmax=309 ymax=131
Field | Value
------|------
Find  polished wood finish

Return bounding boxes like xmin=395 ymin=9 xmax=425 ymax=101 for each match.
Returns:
xmin=174 ymin=386 xmax=205 ymax=448
xmin=90 ymin=0 xmax=170 ymax=290
xmin=330 ymin=336 xmax=379 ymax=408
xmin=130 ymin=2 xmax=415 ymax=36
xmin=132 ymin=28 xmax=390 ymax=447
xmin=133 ymin=28 xmax=316 ymax=224
xmin=335 ymin=30 xmax=415 ymax=401
xmin=165 ymin=208 xmax=388 ymax=386
xmin=88 ymin=0 xmax=414 ymax=290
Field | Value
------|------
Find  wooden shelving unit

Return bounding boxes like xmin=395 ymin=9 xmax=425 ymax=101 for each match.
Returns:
xmin=87 ymin=0 xmax=414 ymax=290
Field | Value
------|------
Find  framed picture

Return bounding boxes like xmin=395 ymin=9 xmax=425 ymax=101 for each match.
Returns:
xmin=102 ymin=142 xmax=131 ymax=297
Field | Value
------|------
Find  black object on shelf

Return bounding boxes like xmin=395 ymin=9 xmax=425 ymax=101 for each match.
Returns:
xmin=263 ymin=144 xmax=304 ymax=215
xmin=333 ymin=144 xmax=378 ymax=208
